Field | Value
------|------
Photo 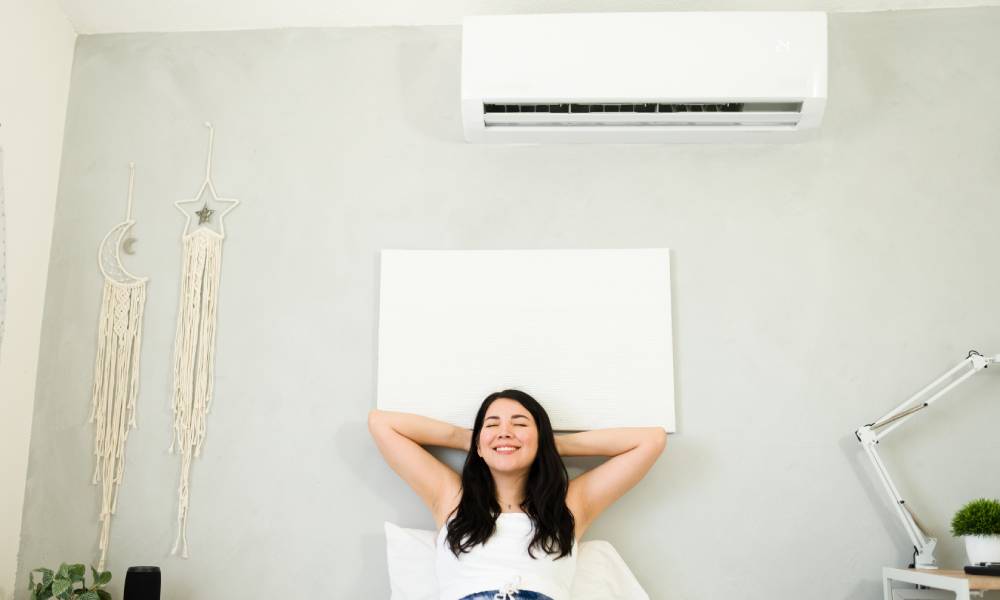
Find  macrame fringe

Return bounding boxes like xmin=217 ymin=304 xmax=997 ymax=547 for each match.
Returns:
xmin=170 ymin=229 xmax=223 ymax=558
xmin=90 ymin=279 xmax=146 ymax=571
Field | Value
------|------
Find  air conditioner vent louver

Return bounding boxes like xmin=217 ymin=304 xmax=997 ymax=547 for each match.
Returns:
xmin=483 ymin=102 xmax=803 ymax=114
xmin=481 ymin=101 xmax=805 ymax=129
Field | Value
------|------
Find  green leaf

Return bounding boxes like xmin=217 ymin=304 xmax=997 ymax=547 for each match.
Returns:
xmin=56 ymin=564 xmax=69 ymax=580
xmin=30 ymin=582 xmax=41 ymax=600
xmin=97 ymin=570 xmax=112 ymax=586
xmin=68 ymin=564 xmax=85 ymax=583
xmin=78 ymin=592 xmax=99 ymax=600
xmin=51 ymin=579 xmax=71 ymax=598
xmin=32 ymin=568 xmax=54 ymax=584
xmin=96 ymin=590 xmax=112 ymax=600
xmin=90 ymin=566 xmax=98 ymax=585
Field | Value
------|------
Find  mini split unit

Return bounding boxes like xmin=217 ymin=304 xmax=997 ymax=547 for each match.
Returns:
xmin=461 ymin=12 xmax=828 ymax=143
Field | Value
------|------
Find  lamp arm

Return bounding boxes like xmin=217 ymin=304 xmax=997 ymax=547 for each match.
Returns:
xmin=854 ymin=350 xmax=999 ymax=569
xmin=861 ymin=437 xmax=937 ymax=566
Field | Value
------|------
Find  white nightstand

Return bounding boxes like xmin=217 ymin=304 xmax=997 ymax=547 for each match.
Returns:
xmin=883 ymin=567 xmax=1000 ymax=600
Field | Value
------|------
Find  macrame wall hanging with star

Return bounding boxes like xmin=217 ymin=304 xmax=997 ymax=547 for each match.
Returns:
xmin=90 ymin=162 xmax=148 ymax=571
xmin=169 ymin=122 xmax=239 ymax=558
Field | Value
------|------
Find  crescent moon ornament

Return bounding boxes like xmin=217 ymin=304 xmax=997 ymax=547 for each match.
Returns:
xmin=90 ymin=162 xmax=148 ymax=572
xmin=99 ymin=222 xmax=144 ymax=284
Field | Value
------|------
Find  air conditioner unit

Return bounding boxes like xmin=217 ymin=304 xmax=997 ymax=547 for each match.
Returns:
xmin=461 ymin=12 xmax=827 ymax=143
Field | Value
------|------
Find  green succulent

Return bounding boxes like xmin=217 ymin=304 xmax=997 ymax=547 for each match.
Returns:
xmin=28 ymin=563 xmax=112 ymax=600
xmin=951 ymin=498 xmax=1000 ymax=537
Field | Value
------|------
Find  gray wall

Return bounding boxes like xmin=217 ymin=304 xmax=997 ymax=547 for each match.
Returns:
xmin=17 ymin=8 xmax=1000 ymax=599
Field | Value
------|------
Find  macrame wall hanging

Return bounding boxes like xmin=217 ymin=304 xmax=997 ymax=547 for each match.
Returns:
xmin=169 ymin=123 xmax=239 ymax=558
xmin=90 ymin=162 xmax=148 ymax=571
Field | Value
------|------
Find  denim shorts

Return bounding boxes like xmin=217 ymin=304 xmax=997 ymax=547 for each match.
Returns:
xmin=457 ymin=592 xmax=554 ymax=600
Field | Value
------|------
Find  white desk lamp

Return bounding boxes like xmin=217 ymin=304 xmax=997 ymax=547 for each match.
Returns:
xmin=855 ymin=350 xmax=1000 ymax=570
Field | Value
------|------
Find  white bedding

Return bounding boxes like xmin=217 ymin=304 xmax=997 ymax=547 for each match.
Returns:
xmin=384 ymin=521 xmax=650 ymax=600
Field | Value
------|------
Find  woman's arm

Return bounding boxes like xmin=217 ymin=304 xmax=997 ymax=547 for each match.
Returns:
xmin=369 ymin=409 xmax=472 ymax=451
xmin=561 ymin=427 xmax=667 ymax=536
xmin=556 ymin=427 xmax=665 ymax=458
xmin=368 ymin=410 xmax=470 ymax=520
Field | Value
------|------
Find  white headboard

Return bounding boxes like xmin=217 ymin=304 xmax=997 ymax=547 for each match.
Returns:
xmin=376 ymin=249 xmax=675 ymax=432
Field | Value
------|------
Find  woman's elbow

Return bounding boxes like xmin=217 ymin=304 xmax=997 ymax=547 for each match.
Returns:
xmin=650 ymin=427 xmax=667 ymax=453
xmin=368 ymin=409 xmax=385 ymax=432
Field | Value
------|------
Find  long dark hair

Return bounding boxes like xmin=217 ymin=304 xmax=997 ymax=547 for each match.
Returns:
xmin=445 ymin=389 xmax=575 ymax=559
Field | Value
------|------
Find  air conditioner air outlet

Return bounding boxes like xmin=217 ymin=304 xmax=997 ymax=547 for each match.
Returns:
xmin=482 ymin=102 xmax=804 ymax=115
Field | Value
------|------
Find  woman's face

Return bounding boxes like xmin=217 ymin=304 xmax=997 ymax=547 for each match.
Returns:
xmin=477 ymin=397 xmax=539 ymax=474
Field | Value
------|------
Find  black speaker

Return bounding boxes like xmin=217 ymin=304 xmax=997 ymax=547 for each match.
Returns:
xmin=123 ymin=566 xmax=160 ymax=600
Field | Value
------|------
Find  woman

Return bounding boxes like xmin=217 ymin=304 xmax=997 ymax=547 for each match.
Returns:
xmin=369 ymin=389 xmax=667 ymax=600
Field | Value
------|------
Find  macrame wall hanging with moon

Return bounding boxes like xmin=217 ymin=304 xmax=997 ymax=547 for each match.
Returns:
xmin=89 ymin=162 xmax=148 ymax=571
xmin=169 ymin=122 xmax=240 ymax=558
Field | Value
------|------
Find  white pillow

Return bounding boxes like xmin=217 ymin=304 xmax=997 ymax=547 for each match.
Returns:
xmin=384 ymin=522 xmax=649 ymax=600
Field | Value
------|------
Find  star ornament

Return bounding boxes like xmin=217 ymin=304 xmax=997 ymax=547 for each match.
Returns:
xmin=175 ymin=179 xmax=239 ymax=238
xmin=196 ymin=205 xmax=214 ymax=224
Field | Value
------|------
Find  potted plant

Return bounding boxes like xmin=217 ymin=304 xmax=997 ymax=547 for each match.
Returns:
xmin=28 ymin=563 xmax=112 ymax=600
xmin=951 ymin=498 xmax=1000 ymax=565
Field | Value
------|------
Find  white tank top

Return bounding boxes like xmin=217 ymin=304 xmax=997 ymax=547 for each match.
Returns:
xmin=435 ymin=513 xmax=577 ymax=600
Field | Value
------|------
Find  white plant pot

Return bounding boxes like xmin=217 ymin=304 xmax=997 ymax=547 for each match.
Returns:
xmin=964 ymin=535 xmax=1000 ymax=565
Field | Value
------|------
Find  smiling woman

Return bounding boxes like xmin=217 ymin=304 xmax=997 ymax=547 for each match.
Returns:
xmin=368 ymin=389 xmax=666 ymax=600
